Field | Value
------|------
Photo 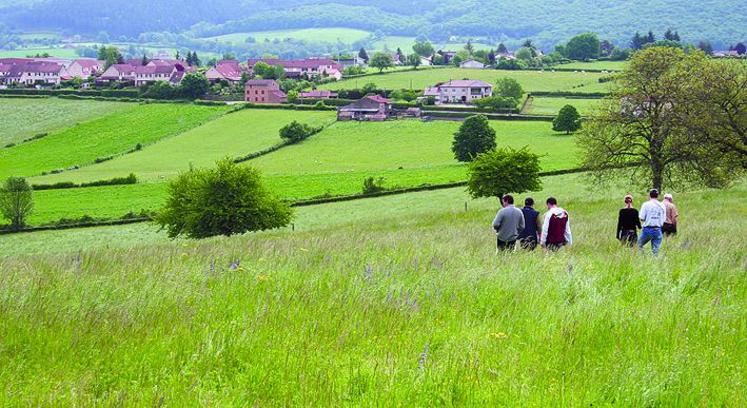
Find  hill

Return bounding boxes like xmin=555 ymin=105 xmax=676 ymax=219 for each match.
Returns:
xmin=1 ymin=173 xmax=745 ymax=404
xmin=2 ymin=0 xmax=745 ymax=48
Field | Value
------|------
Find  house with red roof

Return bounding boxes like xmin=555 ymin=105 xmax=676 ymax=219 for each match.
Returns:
xmin=247 ymin=58 xmax=343 ymax=80
xmin=0 ymin=59 xmax=69 ymax=85
xmin=423 ymin=79 xmax=493 ymax=105
xmin=205 ymin=60 xmax=245 ymax=83
xmin=98 ymin=59 xmax=189 ymax=85
xmin=66 ymin=59 xmax=103 ymax=79
xmin=337 ymin=95 xmax=393 ymax=121
xmin=245 ymin=79 xmax=287 ymax=104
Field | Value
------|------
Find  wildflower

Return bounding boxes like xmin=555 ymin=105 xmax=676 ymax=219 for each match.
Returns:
xmin=490 ymin=332 xmax=509 ymax=340
xmin=299 ymin=248 xmax=309 ymax=252
xmin=257 ymin=274 xmax=271 ymax=282
xmin=181 ymin=253 xmax=189 ymax=259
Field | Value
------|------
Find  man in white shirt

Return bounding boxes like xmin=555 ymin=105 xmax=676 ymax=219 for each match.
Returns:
xmin=638 ymin=189 xmax=666 ymax=255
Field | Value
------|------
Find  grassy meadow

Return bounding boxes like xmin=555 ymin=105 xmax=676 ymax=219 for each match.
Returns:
xmin=1 ymin=173 xmax=745 ymax=405
xmin=0 ymin=103 xmax=230 ymax=179
xmin=322 ymin=68 xmax=610 ymax=93
xmin=24 ymin=118 xmax=577 ymax=223
xmin=0 ymin=97 xmax=130 ymax=146
xmin=555 ymin=60 xmax=627 ymax=71
xmin=522 ymin=96 xmax=602 ymax=116
xmin=0 ymin=46 xmax=80 ymax=58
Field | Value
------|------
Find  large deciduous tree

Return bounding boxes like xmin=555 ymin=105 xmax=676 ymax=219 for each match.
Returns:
xmin=578 ymin=46 xmax=744 ymax=191
xmin=553 ymin=105 xmax=581 ymax=134
xmin=565 ymin=32 xmax=601 ymax=60
xmin=452 ymin=115 xmax=496 ymax=162
xmin=412 ymin=41 xmax=435 ymax=57
xmin=369 ymin=52 xmax=394 ymax=73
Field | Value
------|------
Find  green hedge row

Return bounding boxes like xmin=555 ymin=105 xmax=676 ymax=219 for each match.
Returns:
xmin=0 ymin=94 xmax=50 ymax=99
xmin=422 ymin=111 xmax=554 ymax=121
xmin=32 ymin=173 xmax=138 ymax=191
xmin=0 ymin=88 xmax=140 ymax=97
xmin=229 ymin=102 xmax=337 ymax=113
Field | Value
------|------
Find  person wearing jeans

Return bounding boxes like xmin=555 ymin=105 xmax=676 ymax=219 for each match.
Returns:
xmin=638 ymin=189 xmax=666 ymax=255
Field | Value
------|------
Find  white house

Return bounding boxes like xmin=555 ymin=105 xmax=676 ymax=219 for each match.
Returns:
xmin=459 ymin=59 xmax=486 ymax=69
xmin=423 ymin=79 xmax=493 ymax=105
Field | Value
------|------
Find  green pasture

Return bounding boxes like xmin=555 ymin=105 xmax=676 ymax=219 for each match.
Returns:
xmin=31 ymin=109 xmax=336 ymax=184
xmin=0 ymin=103 xmax=229 ymax=179
xmin=556 ymin=60 xmax=628 ymax=71
xmin=1 ymin=174 xmax=745 ymax=405
xmin=522 ymin=96 xmax=602 ymax=116
xmin=321 ymin=67 xmax=611 ymax=93
xmin=372 ymin=36 xmax=494 ymax=53
xmin=0 ymin=97 xmax=130 ymax=146
xmin=204 ymin=28 xmax=372 ymax=45
xmin=24 ymin=118 xmax=577 ymax=224
xmin=0 ymin=47 xmax=79 ymax=58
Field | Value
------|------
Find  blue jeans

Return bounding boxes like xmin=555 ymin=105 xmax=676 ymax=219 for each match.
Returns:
xmin=638 ymin=227 xmax=663 ymax=255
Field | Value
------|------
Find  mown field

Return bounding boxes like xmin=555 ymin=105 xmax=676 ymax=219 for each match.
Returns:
xmin=204 ymin=27 xmax=372 ymax=44
xmin=24 ymin=117 xmax=577 ymax=224
xmin=0 ymin=103 xmax=230 ymax=179
xmin=322 ymin=68 xmax=610 ymax=93
xmin=0 ymin=97 xmax=130 ymax=146
xmin=1 ymin=173 xmax=745 ymax=405
xmin=31 ymin=109 xmax=336 ymax=184
xmin=0 ymin=46 xmax=79 ymax=58
xmin=522 ymin=96 xmax=602 ymax=116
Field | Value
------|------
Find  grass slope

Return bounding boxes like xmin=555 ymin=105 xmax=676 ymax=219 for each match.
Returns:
xmin=0 ymin=103 xmax=229 ymax=179
xmin=555 ymin=60 xmax=628 ymax=71
xmin=522 ymin=96 xmax=601 ymax=116
xmin=0 ymin=97 xmax=130 ymax=146
xmin=322 ymin=67 xmax=610 ymax=93
xmin=31 ymin=109 xmax=335 ymax=184
xmin=25 ymin=119 xmax=577 ymax=224
xmin=1 ymin=176 xmax=745 ymax=405
xmin=0 ymin=47 xmax=79 ymax=58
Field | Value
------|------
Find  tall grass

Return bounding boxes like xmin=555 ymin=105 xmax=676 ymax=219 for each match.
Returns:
xmin=1 ymin=178 xmax=745 ymax=405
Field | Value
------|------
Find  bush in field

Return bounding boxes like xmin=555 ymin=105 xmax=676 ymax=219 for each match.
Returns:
xmin=279 ymin=121 xmax=319 ymax=143
xmin=553 ymin=104 xmax=582 ymax=134
xmin=473 ymin=96 xmax=519 ymax=111
xmin=0 ymin=177 xmax=33 ymax=230
xmin=466 ymin=147 xmax=542 ymax=198
xmin=452 ymin=115 xmax=496 ymax=162
xmin=155 ymin=159 xmax=292 ymax=239
xmin=362 ymin=177 xmax=386 ymax=194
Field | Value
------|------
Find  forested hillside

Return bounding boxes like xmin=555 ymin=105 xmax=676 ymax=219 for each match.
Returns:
xmin=1 ymin=0 xmax=745 ymax=48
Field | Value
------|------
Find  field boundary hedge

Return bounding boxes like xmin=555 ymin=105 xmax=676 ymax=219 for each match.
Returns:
xmin=31 ymin=174 xmax=138 ymax=191
xmin=2 ymin=167 xmax=589 ymax=234
xmin=423 ymin=111 xmax=554 ymax=121
xmin=0 ymin=88 xmax=141 ymax=98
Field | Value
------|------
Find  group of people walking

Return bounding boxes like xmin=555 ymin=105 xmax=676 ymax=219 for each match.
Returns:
xmin=491 ymin=189 xmax=679 ymax=255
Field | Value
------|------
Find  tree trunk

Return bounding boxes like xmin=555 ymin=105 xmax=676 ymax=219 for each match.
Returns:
xmin=650 ymin=157 xmax=664 ymax=191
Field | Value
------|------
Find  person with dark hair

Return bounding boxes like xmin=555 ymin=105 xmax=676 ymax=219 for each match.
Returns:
xmin=662 ymin=193 xmax=678 ymax=236
xmin=617 ymin=194 xmax=641 ymax=246
xmin=517 ymin=197 xmax=542 ymax=250
xmin=492 ymin=194 xmax=525 ymax=251
xmin=540 ymin=197 xmax=572 ymax=250
xmin=638 ymin=189 xmax=666 ymax=255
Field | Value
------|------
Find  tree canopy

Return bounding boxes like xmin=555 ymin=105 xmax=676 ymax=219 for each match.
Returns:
xmin=452 ymin=115 xmax=497 ymax=162
xmin=466 ymin=147 xmax=542 ymax=199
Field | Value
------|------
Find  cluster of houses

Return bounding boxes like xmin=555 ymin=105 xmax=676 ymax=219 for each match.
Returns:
xmin=0 ymin=56 xmax=195 ymax=87
xmin=0 ymin=56 xmax=346 ymax=88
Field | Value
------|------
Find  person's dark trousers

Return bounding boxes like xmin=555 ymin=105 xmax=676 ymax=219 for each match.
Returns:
xmin=519 ymin=236 xmax=538 ymax=250
xmin=496 ymin=238 xmax=516 ymax=251
xmin=662 ymin=223 xmax=677 ymax=236
xmin=619 ymin=230 xmax=638 ymax=247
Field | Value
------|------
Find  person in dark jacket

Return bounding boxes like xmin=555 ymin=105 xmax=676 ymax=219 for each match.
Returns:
xmin=517 ymin=197 xmax=542 ymax=250
xmin=617 ymin=194 xmax=641 ymax=246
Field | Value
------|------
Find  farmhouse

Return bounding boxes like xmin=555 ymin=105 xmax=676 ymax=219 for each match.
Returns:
xmin=205 ymin=59 xmax=245 ymax=83
xmin=335 ymin=56 xmax=366 ymax=67
xmin=337 ymin=95 xmax=392 ymax=121
xmin=437 ymin=50 xmax=458 ymax=65
xmin=245 ymin=79 xmax=287 ymax=104
xmin=248 ymin=58 xmax=343 ymax=80
xmin=0 ymin=59 xmax=69 ymax=85
xmin=98 ymin=63 xmax=138 ymax=82
xmin=459 ymin=59 xmax=486 ymax=69
xmin=423 ymin=79 xmax=493 ymax=105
